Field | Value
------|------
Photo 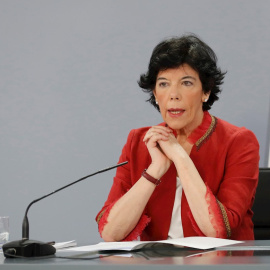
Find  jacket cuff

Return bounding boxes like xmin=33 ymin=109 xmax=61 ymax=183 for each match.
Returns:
xmin=188 ymin=185 xmax=231 ymax=238
xmin=96 ymin=202 xmax=151 ymax=241
xmin=205 ymin=185 xmax=231 ymax=238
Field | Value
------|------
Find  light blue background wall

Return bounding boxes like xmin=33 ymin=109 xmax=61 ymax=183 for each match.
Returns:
xmin=1 ymin=0 xmax=269 ymax=244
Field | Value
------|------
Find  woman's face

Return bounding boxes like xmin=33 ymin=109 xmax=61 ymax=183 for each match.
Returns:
xmin=153 ymin=64 xmax=210 ymax=134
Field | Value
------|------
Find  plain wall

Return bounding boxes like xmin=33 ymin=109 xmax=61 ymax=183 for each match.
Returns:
xmin=1 ymin=0 xmax=270 ymax=244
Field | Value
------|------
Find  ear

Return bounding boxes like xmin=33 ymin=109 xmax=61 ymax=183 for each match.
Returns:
xmin=153 ymin=90 xmax=157 ymax=101
xmin=202 ymin=91 xmax=211 ymax=102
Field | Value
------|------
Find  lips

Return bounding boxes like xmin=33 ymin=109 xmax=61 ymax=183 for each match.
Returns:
xmin=168 ymin=108 xmax=185 ymax=116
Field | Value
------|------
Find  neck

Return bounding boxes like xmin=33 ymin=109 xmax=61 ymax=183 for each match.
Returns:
xmin=175 ymin=110 xmax=205 ymax=140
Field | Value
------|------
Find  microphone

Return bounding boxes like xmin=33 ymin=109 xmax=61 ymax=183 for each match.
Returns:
xmin=3 ymin=161 xmax=128 ymax=258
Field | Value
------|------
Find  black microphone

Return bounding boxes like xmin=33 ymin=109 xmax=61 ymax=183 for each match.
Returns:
xmin=3 ymin=161 xmax=128 ymax=258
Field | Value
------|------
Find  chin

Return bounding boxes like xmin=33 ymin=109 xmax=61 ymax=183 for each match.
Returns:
xmin=166 ymin=122 xmax=185 ymax=132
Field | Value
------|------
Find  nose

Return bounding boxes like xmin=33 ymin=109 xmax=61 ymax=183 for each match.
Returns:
xmin=170 ymin=85 xmax=181 ymax=100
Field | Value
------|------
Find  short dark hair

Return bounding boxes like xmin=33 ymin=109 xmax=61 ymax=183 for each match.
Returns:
xmin=138 ymin=34 xmax=226 ymax=111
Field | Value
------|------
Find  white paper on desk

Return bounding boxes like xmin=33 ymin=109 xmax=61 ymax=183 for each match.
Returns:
xmin=158 ymin=237 xmax=242 ymax=250
xmin=57 ymin=237 xmax=243 ymax=253
xmin=53 ymin=240 xmax=77 ymax=250
xmin=57 ymin=241 xmax=142 ymax=253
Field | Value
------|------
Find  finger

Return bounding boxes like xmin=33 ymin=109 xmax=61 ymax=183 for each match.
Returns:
xmin=143 ymin=132 xmax=170 ymax=143
xmin=143 ymin=127 xmax=172 ymax=142
xmin=145 ymin=133 xmax=170 ymax=147
xmin=151 ymin=126 xmax=172 ymax=133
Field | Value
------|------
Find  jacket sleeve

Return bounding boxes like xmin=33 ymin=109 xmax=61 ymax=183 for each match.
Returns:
xmin=95 ymin=129 xmax=151 ymax=241
xmin=190 ymin=128 xmax=260 ymax=238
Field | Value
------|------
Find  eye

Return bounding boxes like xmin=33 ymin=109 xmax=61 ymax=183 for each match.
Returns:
xmin=158 ymin=81 xmax=168 ymax=88
xmin=182 ymin=80 xmax=193 ymax=86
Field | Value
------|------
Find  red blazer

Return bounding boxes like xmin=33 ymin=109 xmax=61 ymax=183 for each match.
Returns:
xmin=96 ymin=113 xmax=260 ymax=241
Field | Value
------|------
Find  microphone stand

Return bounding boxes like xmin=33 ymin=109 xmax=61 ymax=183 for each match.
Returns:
xmin=3 ymin=161 xmax=128 ymax=258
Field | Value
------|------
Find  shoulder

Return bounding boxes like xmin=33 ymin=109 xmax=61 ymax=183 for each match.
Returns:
xmin=214 ymin=116 xmax=259 ymax=149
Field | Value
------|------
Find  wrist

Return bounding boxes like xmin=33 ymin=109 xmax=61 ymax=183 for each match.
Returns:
xmin=172 ymin=148 xmax=189 ymax=166
xmin=146 ymin=164 xmax=166 ymax=180
xmin=142 ymin=169 xmax=161 ymax=186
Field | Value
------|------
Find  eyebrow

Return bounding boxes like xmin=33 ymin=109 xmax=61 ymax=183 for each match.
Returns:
xmin=156 ymin=77 xmax=169 ymax=81
xmin=156 ymin=76 xmax=196 ymax=81
xmin=182 ymin=76 xmax=196 ymax=81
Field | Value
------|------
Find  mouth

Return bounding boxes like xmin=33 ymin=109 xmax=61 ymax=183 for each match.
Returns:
xmin=168 ymin=108 xmax=185 ymax=116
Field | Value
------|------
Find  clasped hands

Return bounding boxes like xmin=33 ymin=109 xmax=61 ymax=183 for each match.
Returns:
xmin=143 ymin=125 xmax=183 ymax=179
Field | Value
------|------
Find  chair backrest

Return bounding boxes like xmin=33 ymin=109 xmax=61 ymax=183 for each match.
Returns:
xmin=252 ymin=168 xmax=270 ymax=240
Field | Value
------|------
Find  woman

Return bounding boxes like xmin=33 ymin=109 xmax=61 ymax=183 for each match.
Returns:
xmin=96 ymin=34 xmax=260 ymax=242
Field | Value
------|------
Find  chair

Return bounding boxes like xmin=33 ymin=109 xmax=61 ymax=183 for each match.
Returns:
xmin=252 ymin=168 xmax=270 ymax=240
